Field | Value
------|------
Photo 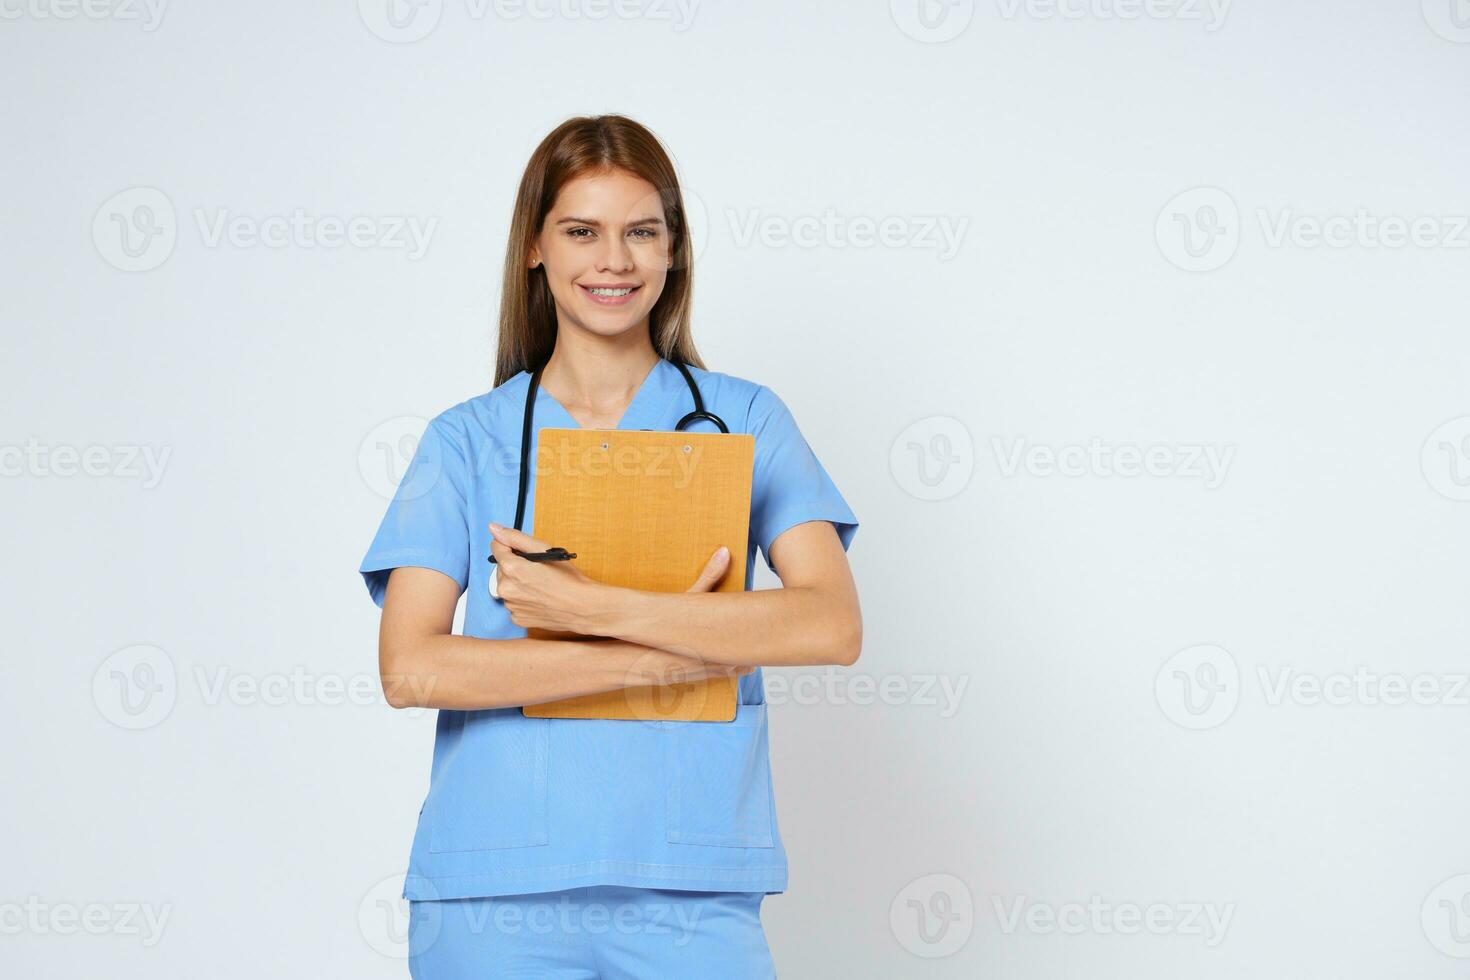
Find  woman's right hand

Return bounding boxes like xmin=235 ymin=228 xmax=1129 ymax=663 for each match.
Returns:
xmin=601 ymin=640 xmax=754 ymax=689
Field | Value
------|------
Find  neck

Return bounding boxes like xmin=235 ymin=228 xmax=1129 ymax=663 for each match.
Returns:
xmin=540 ymin=322 xmax=661 ymax=412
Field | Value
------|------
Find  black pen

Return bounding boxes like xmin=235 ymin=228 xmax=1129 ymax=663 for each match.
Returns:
xmin=487 ymin=546 xmax=576 ymax=565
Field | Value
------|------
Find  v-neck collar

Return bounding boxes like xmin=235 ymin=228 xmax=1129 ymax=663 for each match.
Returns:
xmin=525 ymin=357 xmax=682 ymax=432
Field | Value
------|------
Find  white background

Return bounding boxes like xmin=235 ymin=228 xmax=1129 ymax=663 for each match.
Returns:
xmin=4 ymin=1 xmax=1470 ymax=976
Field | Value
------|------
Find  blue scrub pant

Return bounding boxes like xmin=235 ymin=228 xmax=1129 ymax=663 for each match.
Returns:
xmin=407 ymin=885 xmax=776 ymax=979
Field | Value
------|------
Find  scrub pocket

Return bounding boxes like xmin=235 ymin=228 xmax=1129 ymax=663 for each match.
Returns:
xmin=664 ymin=702 xmax=775 ymax=848
xmin=426 ymin=712 xmax=549 ymax=852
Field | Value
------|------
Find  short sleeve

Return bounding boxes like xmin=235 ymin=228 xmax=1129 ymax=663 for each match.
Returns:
xmin=358 ymin=416 xmax=472 ymax=607
xmin=747 ymin=385 xmax=859 ymax=573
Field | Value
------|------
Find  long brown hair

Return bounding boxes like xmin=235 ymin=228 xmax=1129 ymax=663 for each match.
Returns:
xmin=494 ymin=115 xmax=705 ymax=387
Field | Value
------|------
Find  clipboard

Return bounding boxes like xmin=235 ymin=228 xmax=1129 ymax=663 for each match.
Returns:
xmin=521 ymin=427 xmax=754 ymax=722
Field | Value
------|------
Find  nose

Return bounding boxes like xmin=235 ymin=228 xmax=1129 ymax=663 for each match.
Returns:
xmin=595 ymin=234 xmax=636 ymax=274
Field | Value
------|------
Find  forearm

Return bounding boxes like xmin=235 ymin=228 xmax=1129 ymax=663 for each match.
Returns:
xmin=382 ymin=634 xmax=679 ymax=711
xmin=588 ymin=585 xmax=861 ymax=668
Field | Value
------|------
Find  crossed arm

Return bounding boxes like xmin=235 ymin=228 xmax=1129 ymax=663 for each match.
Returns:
xmin=377 ymin=520 xmax=862 ymax=710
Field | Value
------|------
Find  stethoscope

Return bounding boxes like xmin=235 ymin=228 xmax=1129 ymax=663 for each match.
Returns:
xmin=487 ymin=357 xmax=728 ymax=600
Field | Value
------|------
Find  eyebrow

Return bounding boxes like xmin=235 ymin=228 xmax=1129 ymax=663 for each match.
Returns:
xmin=555 ymin=216 xmax=665 ymax=228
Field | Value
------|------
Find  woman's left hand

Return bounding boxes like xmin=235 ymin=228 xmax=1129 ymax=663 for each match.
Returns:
xmin=489 ymin=522 xmax=605 ymax=634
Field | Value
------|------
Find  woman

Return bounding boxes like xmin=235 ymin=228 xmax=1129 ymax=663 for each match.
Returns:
xmin=360 ymin=114 xmax=862 ymax=978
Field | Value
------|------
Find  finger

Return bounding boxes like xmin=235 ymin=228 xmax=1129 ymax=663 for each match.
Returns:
xmin=489 ymin=538 xmax=517 ymax=567
xmin=489 ymin=522 xmax=551 ymax=554
xmin=685 ymin=546 xmax=731 ymax=593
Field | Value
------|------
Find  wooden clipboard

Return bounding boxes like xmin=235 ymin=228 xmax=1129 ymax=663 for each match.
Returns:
xmin=521 ymin=428 xmax=754 ymax=722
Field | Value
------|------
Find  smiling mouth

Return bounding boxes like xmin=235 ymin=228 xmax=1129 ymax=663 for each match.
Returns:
xmin=578 ymin=284 xmax=641 ymax=305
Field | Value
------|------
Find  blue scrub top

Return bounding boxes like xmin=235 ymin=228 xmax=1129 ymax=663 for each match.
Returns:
xmin=360 ymin=360 xmax=859 ymax=901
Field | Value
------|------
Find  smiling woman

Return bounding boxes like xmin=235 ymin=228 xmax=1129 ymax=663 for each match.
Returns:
xmin=493 ymin=116 xmax=702 ymax=400
xmin=358 ymin=114 xmax=861 ymax=979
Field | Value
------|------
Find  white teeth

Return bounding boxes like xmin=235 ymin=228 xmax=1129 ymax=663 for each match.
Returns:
xmin=587 ymin=287 xmax=633 ymax=296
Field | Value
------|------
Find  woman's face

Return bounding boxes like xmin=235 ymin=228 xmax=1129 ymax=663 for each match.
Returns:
xmin=530 ymin=169 xmax=673 ymax=343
